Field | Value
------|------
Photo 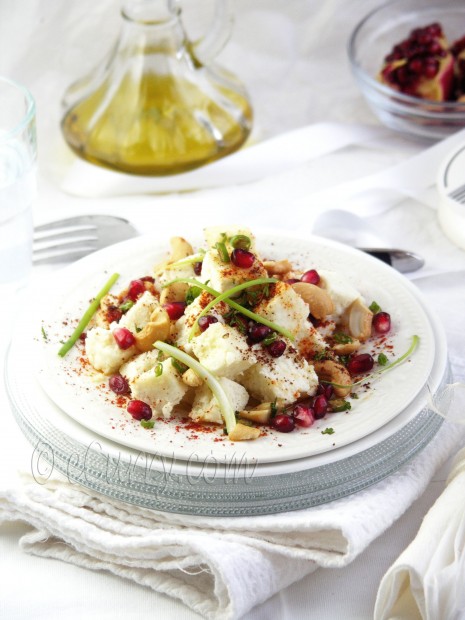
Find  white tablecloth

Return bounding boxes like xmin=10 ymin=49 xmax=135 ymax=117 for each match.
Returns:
xmin=1 ymin=1 xmax=465 ymax=619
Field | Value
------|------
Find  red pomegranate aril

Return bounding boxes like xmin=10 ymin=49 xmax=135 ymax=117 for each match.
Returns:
xmin=193 ymin=261 xmax=203 ymax=276
xmin=293 ymin=404 xmax=315 ymax=428
xmin=248 ymin=323 xmax=272 ymax=342
xmin=198 ymin=315 xmax=218 ymax=332
xmin=127 ymin=279 xmax=145 ymax=301
xmin=79 ymin=332 xmax=87 ymax=341
xmin=113 ymin=327 xmax=136 ymax=350
xmin=317 ymin=383 xmax=333 ymax=400
xmin=347 ymin=353 xmax=374 ymax=376
xmin=164 ymin=301 xmax=187 ymax=320
xmin=231 ymin=248 xmax=255 ymax=269
xmin=109 ymin=373 xmax=130 ymax=395
xmin=373 ymin=311 xmax=391 ymax=334
xmin=271 ymin=413 xmax=295 ymax=433
xmin=301 ymin=269 xmax=320 ymax=285
xmin=127 ymin=399 xmax=152 ymax=421
xmin=268 ymin=339 xmax=286 ymax=358
xmin=140 ymin=276 xmax=155 ymax=283
xmin=313 ymin=394 xmax=328 ymax=419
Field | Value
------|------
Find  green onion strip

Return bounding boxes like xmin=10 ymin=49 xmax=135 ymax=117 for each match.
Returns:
xmin=154 ymin=341 xmax=237 ymax=435
xmin=323 ymin=335 xmax=420 ymax=389
xmin=163 ymin=277 xmax=295 ymax=342
xmin=167 ymin=251 xmax=205 ymax=269
xmin=58 ymin=272 xmax=120 ymax=357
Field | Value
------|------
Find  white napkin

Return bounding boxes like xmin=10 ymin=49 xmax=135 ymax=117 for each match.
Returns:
xmin=374 ymin=445 xmax=465 ymax=620
xmin=1 ymin=421 xmax=463 ymax=620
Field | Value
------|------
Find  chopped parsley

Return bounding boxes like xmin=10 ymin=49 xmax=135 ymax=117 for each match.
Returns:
xmin=270 ymin=399 xmax=279 ymax=418
xmin=333 ymin=332 xmax=353 ymax=344
xmin=263 ymin=332 xmax=278 ymax=346
xmin=185 ymin=285 xmax=202 ymax=305
xmin=330 ymin=400 xmax=351 ymax=412
xmin=313 ymin=349 xmax=327 ymax=361
xmin=171 ymin=358 xmax=188 ymax=374
xmin=369 ymin=301 xmax=382 ymax=314
xmin=321 ymin=427 xmax=335 ymax=435
xmin=119 ymin=300 xmax=134 ymax=313
xmin=41 ymin=326 xmax=48 ymax=341
xmin=140 ymin=419 xmax=155 ymax=429
xmin=378 ymin=352 xmax=388 ymax=366
xmin=155 ymin=362 xmax=163 ymax=377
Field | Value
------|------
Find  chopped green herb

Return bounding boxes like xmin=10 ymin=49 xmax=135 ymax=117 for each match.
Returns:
xmin=270 ymin=399 xmax=279 ymax=418
xmin=339 ymin=354 xmax=350 ymax=366
xmin=171 ymin=358 xmax=188 ymax=374
xmin=225 ymin=309 xmax=248 ymax=335
xmin=41 ymin=326 xmax=48 ymax=341
xmin=58 ymin=272 xmax=120 ymax=357
xmin=313 ymin=349 xmax=327 ymax=361
xmin=155 ymin=362 xmax=163 ymax=377
xmin=119 ymin=300 xmax=134 ymax=313
xmin=378 ymin=352 xmax=389 ymax=366
xmin=369 ymin=301 xmax=382 ymax=314
xmin=350 ymin=392 xmax=359 ymax=399
xmin=333 ymin=332 xmax=353 ymax=344
xmin=229 ymin=234 xmax=251 ymax=250
xmin=168 ymin=250 xmax=205 ymax=269
xmin=140 ymin=419 xmax=155 ymax=429
xmin=330 ymin=400 xmax=351 ymax=412
xmin=321 ymin=427 xmax=335 ymax=435
xmin=185 ymin=285 xmax=202 ymax=305
xmin=157 ymin=350 xmax=164 ymax=361
xmin=215 ymin=241 xmax=230 ymax=263
xmin=135 ymin=326 xmax=142 ymax=333
xmin=263 ymin=332 xmax=278 ymax=346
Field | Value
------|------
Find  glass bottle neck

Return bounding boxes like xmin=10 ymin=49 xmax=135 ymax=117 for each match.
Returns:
xmin=121 ymin=0 xmax=179 ymax=26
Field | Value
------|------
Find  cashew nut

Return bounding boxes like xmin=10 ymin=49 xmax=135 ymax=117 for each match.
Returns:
xmin=239 ymin=402 xmax=273 ymax=424
xmin=160 ymin=281 xmax=188 ymax=305
xmin=263 ymin=259 xmax=293 ymax=275
xmin=134 ymin=307 xmax=170 ymax=352
xmin=169 ymin=237 xmax=194 ymax=263
xmin=332 ymin=338 xmax=361 ymax=355
xmin=291 ymin=282 xmax=334 ymax=319
xmin=313 ymin=359 xmax=352 ymax=397
xmin=182 ymin=368 xmax=203 ymax=387
xmin=228 ymin=422 xmax=261 ymax=441
xmin=341 ymin=298 xmax=373 ymax=342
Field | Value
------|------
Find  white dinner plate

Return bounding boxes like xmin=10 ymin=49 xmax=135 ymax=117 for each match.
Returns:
xmin=36 ymin=230 xmax=435 ymax=465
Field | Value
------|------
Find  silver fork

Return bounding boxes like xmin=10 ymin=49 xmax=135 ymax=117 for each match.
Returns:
xmin=448 ymin=183 xmax=465 ymax=203
xmin=33 ymin=215 xmax=139 ymax=264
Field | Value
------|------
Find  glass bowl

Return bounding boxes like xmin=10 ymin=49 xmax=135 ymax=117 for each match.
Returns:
xmin=348 ymin=0 xmax=465 ymax=141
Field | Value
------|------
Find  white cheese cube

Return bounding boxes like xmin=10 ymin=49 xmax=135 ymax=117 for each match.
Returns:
xmin=171 ymin=291 xmax=227 ymax=354
xmin=120 ymin=350 xmax=161 ymax=382
xmin=203 ymin=226 xmax=257 ymax=251
xmin=85 ymin=327 xmax=136 ymax=375
xmin=191 ymin=322 xmax=256 ymax=380
xmin=190 ymin=377 xmax=249 ymax=425
xmin=241 ymin=345 xmax=318 ymax=405
xmin=119 ymin=291 xmax=159 ymax=333
xmin=318 ymin=269 xmax=362 ymax=318
xmin=254 ymin=281 xmax=312 ymax=344
xmin=130 ymin=358 xmax=188 ymax=419
xmin=199 ymin=248 xmax=267 ymax=293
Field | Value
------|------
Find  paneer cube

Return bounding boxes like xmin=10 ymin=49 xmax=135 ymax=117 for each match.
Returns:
xmin=172 ymin=291 xmax=227 ymax=354
xmin=120 ymin=350 xmax=161 ymax=383
xmin=129 ymin=358 xmax=189 ymax=419
xmin=119 ymin=291 xmax=159 ymax=333
xmin=318 ymin=269 xmax=362 ymax=318
xmin=85 ymin=327 xmax=136 ymax=375
xmin=254 ymin=281 xmax=312 ymax=344
xmin=241 ymin=346 xmax=318 ymax=404
xmin=190 ymin=377 xmax=249 ymax=425
xmin=191 ymin=322 xmax=256 ymax=380
xmin=203 ymin=226 xmax=257 ymax=252
xmin=199 ymin=249 xmax=268 ymax=293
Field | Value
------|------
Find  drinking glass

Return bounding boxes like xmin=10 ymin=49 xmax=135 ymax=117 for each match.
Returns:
xmin=0 ymin=76 xmax=36 ymax=289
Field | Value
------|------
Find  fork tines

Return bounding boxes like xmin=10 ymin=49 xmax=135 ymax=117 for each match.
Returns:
xmin=448 ymin=182 xmax=465 ymax=203
xmin=33 ymin=223 xmax=99 ymax=264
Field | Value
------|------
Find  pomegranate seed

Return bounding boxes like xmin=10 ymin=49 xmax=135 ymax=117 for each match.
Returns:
xmin=293 ymin=404 xmax=315 ymax=428
xmin=127 ymin=399 xmax=152 ymax=421
xmin=231 ymin=249 xmax=255 ymax=269
xmin=271 ymin=413 xmax=295 ymax=433
xmin=268 ymin=340 xmax=286 ymax=358
xmin=113 ymin=327 xmax=136 ymax=350
xmin=127 ymin=279 xmax=145 ymax=301
xmin=347 ymin=353 xmax=374 ymax=375
xmin=193 ymin=261 xmax=202 ymax=276
xmin=317 ymin=383 xmax=333 ymax=400
xmin=198 ymin=315 xmax=218 ymax=331
xmin=301 ymin=269 xmax=320 ymax=285
xmin=140 ymin=276 xmax=155 ymax=283
xmin=163 ymin=301 xmax=186 ymax=320
xmin=109 ymin=373 xmax=130 ymax=395
xmin=248 ymin=323 xmax=272 ymax=342
xmin=79 ymin=332 xmax=87 ymax=341
xmin=313 ymin=394 xmax=328 ymax=419
xmin=373 ymin=311 xmax=391 ymax=334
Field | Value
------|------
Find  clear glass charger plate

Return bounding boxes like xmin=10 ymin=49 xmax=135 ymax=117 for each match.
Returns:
xmin=4 ymin=230 xmax=448 ymax=517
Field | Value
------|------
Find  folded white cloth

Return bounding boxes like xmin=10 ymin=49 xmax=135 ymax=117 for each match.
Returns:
xmin=374 ymin=445 xmax=465 ymax=620
xmin=1 ymin=421 xmax=463 ymax=620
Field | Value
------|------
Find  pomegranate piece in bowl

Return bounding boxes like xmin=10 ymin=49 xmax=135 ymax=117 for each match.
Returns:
xmin=378 ymin=23 xmax=455 ymax=101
